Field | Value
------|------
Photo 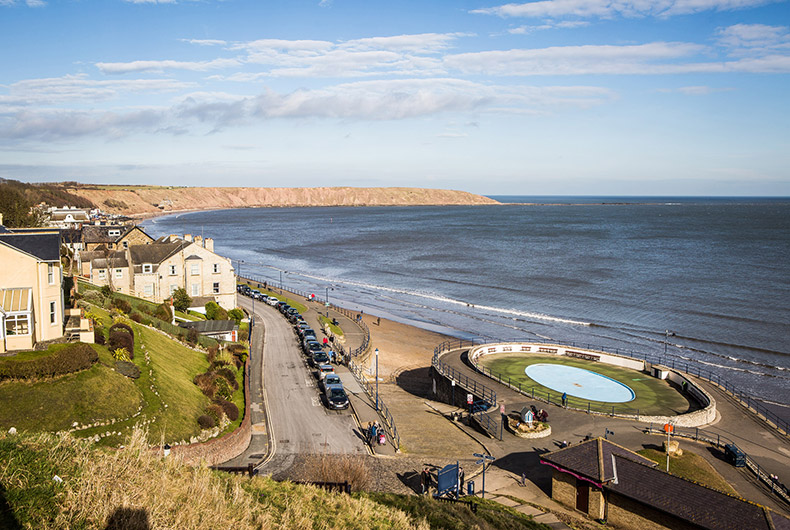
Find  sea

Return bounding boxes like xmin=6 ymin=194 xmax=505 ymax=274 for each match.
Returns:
xmin=142 ymin=196 xmax=790 ymax=414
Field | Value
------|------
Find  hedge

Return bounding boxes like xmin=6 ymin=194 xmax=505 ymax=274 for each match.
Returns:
xmin=0 ymin=344 xmax=99 ymax=381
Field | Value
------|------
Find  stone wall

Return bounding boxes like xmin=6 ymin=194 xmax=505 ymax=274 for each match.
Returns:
xmin=606 ymin=492 xmax=698 ymax=530
xmin=551 ymin=469 xmax=577 ymax=509
xmin=429 ymin=365 xmax=487 ymax=408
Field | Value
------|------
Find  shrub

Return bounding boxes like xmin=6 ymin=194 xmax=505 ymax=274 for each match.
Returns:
xmin=207 ymin=346 xmax=219 ymax=363
xmin=193 ymin=373 xmax=216 ymax=398
xmin=238 ymin=328 xmax=249 ymax=342
xmin=129 ymin=311 xmax=142 ymax=323
xmin=216 ymin=367 xmax=239 ymax=391
xmin=111 ymin=297 xmax=132 ymax=314
xmin=111 ymin=348 xmax=130 ymax=362
xmin=228 ymin=308 xmax=244 ymax=325
xmin=215 ymin=399 xmax=240 ymax=422
xmin=187 ymin=327 xmax=199 ymax=345
xmin=205 ymin=301 xmax=228 ymax=321
xmin=154 ymin=303 xmax=172 ymax=322
xmin=206 ymin=403 xmax=224 ymax=424
xmin=0 ymin=344 xmax=98 ymax=381
xmin=82 ymin=290 xmax=104 ymax=305
xmin=197 ymin=415 xmax=215 ymax=429
xmin=100 ymin=285 xmax=113 ymax=298
xmin=214 ymin=377 xmax=233 ymax=400
xmin=115 ymin=360 xmax=140 ymax=379
xmin=108 ymin=332 xmax=133 ymax=360
xmin=226 ymin=344 xmax=246 ymax=354
xmin=93 ymin=328 xmax=106 ymax=345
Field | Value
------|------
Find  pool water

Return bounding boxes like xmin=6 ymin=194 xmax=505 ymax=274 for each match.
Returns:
xmin=525 ymin=363 xmax=636 ymax=403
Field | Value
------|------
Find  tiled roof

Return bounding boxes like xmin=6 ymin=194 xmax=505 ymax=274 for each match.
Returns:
xmin=541 ymin=438 xmax=656 ymax=484
xmin=82 ymin=225 xmax=131 ymax=243
xmin=129 ymin=240 xmax=190 ymax=265
xmin=608 ymin=454 xmax=788 ymax=530
xmin=0 ymin=232 xmax=61 ymax=261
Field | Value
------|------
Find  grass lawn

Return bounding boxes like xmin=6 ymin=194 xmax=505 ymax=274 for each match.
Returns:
xmin=0 ymin=353 xmax=141 ymax=433
xmin=637 ymin=448 xmax=738 ymax=495
xmin=478 ymin=352 xmax=694 ymax=416
xmin=319 ymin=314 xmax=344 ymax=336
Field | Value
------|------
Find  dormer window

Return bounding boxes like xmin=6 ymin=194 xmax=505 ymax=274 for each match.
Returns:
xmin=108 ymin=229 xmax=121 ymax=237
xmin=142 ymin=264 xmax=153 ymax=274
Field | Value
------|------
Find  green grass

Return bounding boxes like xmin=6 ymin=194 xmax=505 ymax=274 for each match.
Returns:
xmin=359 ymin=492 xmax=552 ymax=530
xmin=175 ymin=310 xmax=204 ymax=321
xmin=238 ymin=281 xmax=309 ymax=314
xmin=319 ymin=314 xmax=344 ymax=336
xmin=0 ymin=350 xmax=141 ymax=433
xmin=637 ymin=448 xmax=738 ymax=495
xmin=478 ymin=353 xmax=694 ymax=416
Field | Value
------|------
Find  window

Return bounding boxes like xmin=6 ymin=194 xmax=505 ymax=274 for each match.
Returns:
xmin=213 ymin=282 xmax=220 ymax=294
xmin=169 ymin=265 xmax=177 ymax=276
xmin=190 ymin=263 xmax=199 ymax=275
xmin=115 ymin=268 xmax=123 ymax=279
xmin=191 ymin=283 xmax=200 ymax=296
xmin=213 ymin=263 xmax=220 ymax=274
xmin=108 ymin=229 xmax=121 ymax=237
xmin=47 ymin=263 xmax=55 ymax=284
xmin=98 ymin=269 xmax=106 ymax=280
xmin=5 ymin=314 xmax=30 ymax=336
xmin=142 ymin=264 xmax=153 ymax=274
xmin=144 ymin=284 xmax=154 ymax=297
xmin=170 ymin=285 xmax=178 ymax=295
xmin=50 ymin=301 xmax=57 ymax=324
xmin=123 ymin=241 xmax=129 ymax=249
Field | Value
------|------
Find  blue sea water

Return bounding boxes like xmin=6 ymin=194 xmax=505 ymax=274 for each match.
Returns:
xmin=142 ymin=197 xmax=790 ymax=408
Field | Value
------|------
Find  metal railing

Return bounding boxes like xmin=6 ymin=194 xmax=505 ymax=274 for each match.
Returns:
xmin=348 ymin=356 xmax=401 ymax=449
xmin=645 ymin=424 xmax=790 ymax=507
xmin=472 ymin=407 xmax=500 ymax=439
xmin=435 ymin=337 xmax=789 ymax=438
xmin=432 ymin=347 xmax=497 ymax=409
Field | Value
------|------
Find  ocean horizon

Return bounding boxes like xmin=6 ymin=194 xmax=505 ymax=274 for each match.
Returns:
xmin=142 ymin=196 xmax=790 ymax=415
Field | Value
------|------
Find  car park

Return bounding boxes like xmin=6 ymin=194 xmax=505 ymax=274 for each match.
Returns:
xmin=325 ymin=387 xmax=349 ymax=410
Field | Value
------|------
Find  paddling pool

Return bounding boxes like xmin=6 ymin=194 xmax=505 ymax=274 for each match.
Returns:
xmin=525 ymin=363 xmax=635 ymax=403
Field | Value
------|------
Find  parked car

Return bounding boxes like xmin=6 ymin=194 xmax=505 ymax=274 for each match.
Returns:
xmin=279 ymin=303 xmax=291 ymax=314
xmin=319 ymin=373 xmax=342 ymax=393
xmin=311 ymin=350 xmax=330 ymax=367
xmin=303 ymin=339 xmax=321 ymax=354
xmin=266 ymin=296 xmax=279 ymax=305
xmin=325 ymin=386 xmax=349 ymax=410
xmin=316 ymin=363 xmax=335 ymax=379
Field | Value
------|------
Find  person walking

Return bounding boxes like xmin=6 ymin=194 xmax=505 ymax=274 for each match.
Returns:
xmin=421 ymin=467 xmax=431 ymax=494
xmin=458 ymin=466 xmax=465 ymax=497
xmin=369 ymin=422 xmax=377 ymax=448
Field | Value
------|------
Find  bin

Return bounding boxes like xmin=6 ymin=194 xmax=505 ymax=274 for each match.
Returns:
xmin=467 ymin=481 xmax=474 ymax=496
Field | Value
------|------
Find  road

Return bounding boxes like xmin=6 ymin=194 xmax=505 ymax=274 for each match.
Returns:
xmin=240 ymin=297 xmax=366 ymax=476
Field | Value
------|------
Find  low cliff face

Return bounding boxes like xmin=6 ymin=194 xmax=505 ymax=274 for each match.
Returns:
xmin=66 ymin=186 xmax=499 ymax=217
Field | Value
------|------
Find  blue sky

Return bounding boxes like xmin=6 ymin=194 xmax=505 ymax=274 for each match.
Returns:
xmin=1 ymin=0 xmax=789 ymax=195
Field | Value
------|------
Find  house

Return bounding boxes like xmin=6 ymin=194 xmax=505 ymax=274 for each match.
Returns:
xmin=48 ymin=206 xmax=89 ymax=228
xmin=81 ymin=224 xmax=153 ymax=252
xmin=127 ymin=235 xmax=236 ymax=310
xmin=540 ymin=438 xmax=790 ymax=530
xmin=0 ymin=230 xmax=65 ymax=352
xmin=178 ymin=319 xmax=237 ymax=342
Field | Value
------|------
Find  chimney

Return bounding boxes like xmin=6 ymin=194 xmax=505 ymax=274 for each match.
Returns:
xmin=184 ymin=234 xmax=193 ymax=242
xmin=0 ymin=213 xmax=3 ymax=226
xmin=194 ymin=235 xmax=203 ymax=247
xmin=204 ymin=238 xmax=214 ymax=252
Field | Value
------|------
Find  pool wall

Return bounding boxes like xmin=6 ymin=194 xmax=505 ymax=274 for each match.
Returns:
xmin=468 ymin=342 xmax=716 ymax=428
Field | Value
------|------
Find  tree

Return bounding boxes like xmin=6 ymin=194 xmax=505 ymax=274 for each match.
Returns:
xmin=172 ymin=288 xmax=192 ymax=312
xmin=205 ymin=301 xmax=228 ymax=321
xmin=228 ymin=308 xmax=244 ymax=325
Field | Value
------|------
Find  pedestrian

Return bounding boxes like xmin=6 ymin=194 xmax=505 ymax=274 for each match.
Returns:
xmin=458 ymin=466 xmax=465 ymax=495
xmin=263 ymin=281 xmax=267 ymax=290
xmin=323 ymin=337 xmax=329 ymax=346
xmin=377 ymin=316 xmax=381 ymax=326
xmin=421 ymin=467 xmax=431 ymax=494
xmin=562 ymin=392 xmax=567 ymax=407
xmin=356 ymin=313 xmax=360 ymax=321
xmin=370 ymin=422 xmax=377 ymax=447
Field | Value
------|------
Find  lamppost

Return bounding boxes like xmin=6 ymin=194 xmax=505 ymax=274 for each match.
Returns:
xmin=279 ymin=270 xmax=283 ymax=289
xmin=375 ymin=348 xmax=379 ymax=411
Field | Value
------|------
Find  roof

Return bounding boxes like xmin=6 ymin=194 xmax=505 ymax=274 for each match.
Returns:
xmin=82 ymin=224 xmax=131 ymax=244
xmin=0 ymin=232 xmax=62 ymax=261
xmin=189 ymin=296 xmax=215 ymax=308
xmin=128 ymin=240 xmax=190 ymax=265
xmin=0 ymin=288 xmax=32 ymax=313
xmin=178 ymin=319 xmax=236 ymax=333
xmin=91 ymin=253 xmax=129 ymax=268
xmin=540 ymin=438 xmax=656 ymax=484
xmin=607 ymin=454 xmax=789 ymax=530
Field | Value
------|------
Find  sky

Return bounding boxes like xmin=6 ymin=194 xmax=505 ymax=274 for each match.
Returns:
xmin=1 ymin=0 xmax=789 ymax=196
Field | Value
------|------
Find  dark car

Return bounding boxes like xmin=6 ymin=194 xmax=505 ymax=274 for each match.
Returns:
xmin=275 ymin=301 xmax=287 ymax=311
xmin=279 ymin=304 xmax=291 ymax=314
xmin=311 ymin=350 xmax=330 ymax=367
xmin=319 ymin=373 xmax=342 ymax=393
xmin=303 ymin=339 xmax=321 ymax=354
xmin=326 ymin=387 xmax=349 ymax=410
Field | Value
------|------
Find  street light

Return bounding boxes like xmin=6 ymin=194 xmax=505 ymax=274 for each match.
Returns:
xmin=375 ymin=348 xmax=379 ymax=411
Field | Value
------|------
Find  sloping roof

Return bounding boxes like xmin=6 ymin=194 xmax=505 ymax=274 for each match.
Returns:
xmin=541 ymin=438 xmax=657 ymax=484
xmin=178 ymin=319 xmax=236 ymax=333
xmin=189 ymin=296 xmax=215 ymax=308
xmin=91 ymin=253 xmax=129 ymax=268
xmin=607 ymin=454 xmax=789 ymax=530
xmin=0 ymin=288 xmax=32 ymax=313
xmin=81 ymin=224 xmax=137 ymax=244
xmin=61 ymin=228 xmax=82 ymax=243
xmin=0 ymin=232 xmax=61 ymax=261
xmin=128 ymin=240 xmax=190 ymax=265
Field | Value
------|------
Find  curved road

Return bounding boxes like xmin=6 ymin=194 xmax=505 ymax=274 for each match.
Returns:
xmin=240 ymin=298 xmax=366 ymax=477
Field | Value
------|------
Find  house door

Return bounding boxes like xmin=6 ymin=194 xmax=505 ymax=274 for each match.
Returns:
xmin=576 ymin=480 xmax=589 ymax=512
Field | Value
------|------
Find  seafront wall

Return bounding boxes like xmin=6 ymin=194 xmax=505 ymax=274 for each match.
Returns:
xmin=467 ymin=342 xmax=716 ymax=428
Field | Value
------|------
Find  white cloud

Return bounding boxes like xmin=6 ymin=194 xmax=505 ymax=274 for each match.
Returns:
xmin=0 ymin=0 xmax=46 ymax=6
xmin=182 ymin=39 xmax=228 ymax=47
xmin=472 ymin=0 xmax=777 ymax=19
xmin=96 ymin=58 xmax=241 ymax=74
xmin=657 ymin=85 xmax=734 ymax=94
xmin=716 ymin=23 xmax=790 ymax=54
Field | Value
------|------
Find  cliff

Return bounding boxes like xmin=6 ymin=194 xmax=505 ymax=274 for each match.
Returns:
xmin=65 ymin=186 xmax=499 ymax=217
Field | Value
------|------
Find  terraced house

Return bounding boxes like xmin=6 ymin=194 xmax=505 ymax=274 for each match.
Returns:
xmin=0 ymin=227 xmax=64 ymax=352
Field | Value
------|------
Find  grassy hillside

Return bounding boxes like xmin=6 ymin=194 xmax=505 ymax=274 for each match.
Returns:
xmin=0 ymin=428 xmax=550 ymax=530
